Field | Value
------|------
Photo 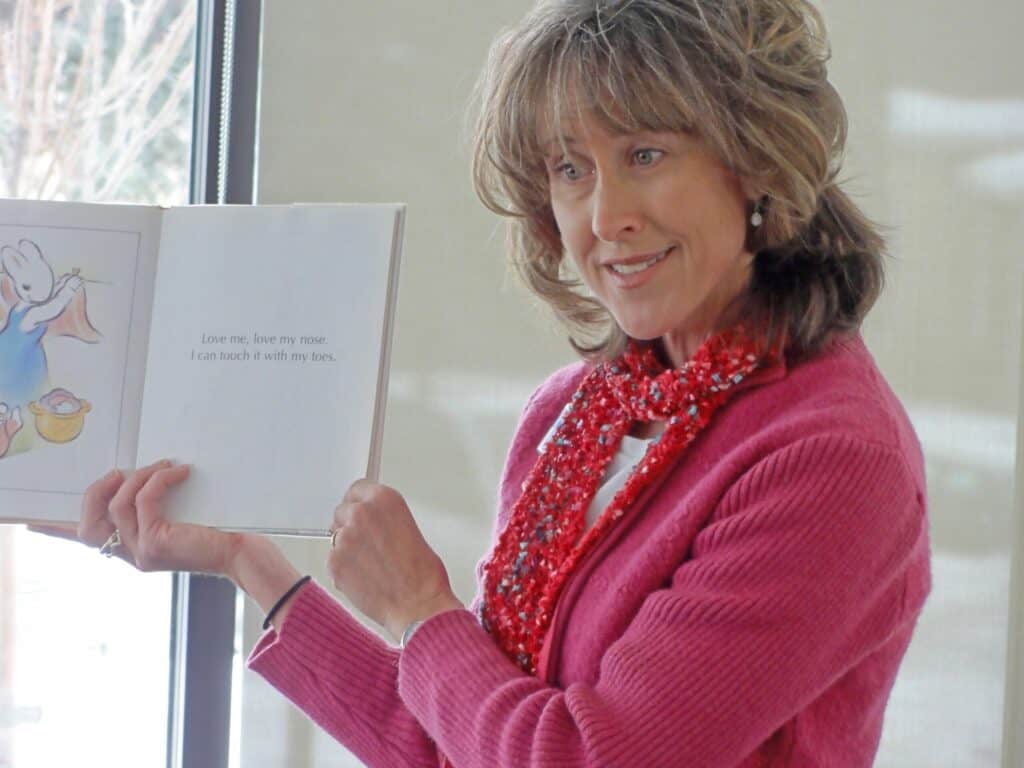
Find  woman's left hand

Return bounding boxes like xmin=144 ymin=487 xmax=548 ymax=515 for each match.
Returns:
xmin=328 ymin=479 xmax=464 ymax=643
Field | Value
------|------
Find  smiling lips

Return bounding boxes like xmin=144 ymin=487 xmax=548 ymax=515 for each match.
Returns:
xmin=604 ymin=246 xmax=674 ymax=279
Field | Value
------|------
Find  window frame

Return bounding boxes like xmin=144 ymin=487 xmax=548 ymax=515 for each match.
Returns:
xmin=167 ymin=2 xmax=261 ymax=767
xmin=1005 ymin=333 xmax=1024 ymax=767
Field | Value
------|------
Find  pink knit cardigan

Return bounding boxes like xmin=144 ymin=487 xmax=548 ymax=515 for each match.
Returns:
xmin=248 ymin=332 xmax=931 ymax=767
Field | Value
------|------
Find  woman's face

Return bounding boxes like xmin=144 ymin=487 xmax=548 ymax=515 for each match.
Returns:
xmin=544 ymin=115 xmax=755 ymax=366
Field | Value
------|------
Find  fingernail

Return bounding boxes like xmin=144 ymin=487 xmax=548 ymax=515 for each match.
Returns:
xmin=106 ymin=468 xmax=122 ymax=481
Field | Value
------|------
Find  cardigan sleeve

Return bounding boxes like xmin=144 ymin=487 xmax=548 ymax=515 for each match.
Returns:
xmin=395 ymin=434 xmax=930 ymax=768
xmin=247 ymin=580 xmax=440 ymax=767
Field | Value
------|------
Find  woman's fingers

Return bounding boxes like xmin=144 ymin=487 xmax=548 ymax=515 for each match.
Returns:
xmin=341 ymin=478 xmax=375 ymax=504
xmin=134 ymin=464 xmax=192 ymax=570
xmin=107 ymin=459 xmax=170 ymax=553
xmin=135 ymin=464 xmax=190 ymax=530
xmin=135 ymin=465 xmax=242 ymax=577
xmin=28 ymin=461 xmax=195 ymax=570
xmin=79 ymin=468 xmax=124 ymax=547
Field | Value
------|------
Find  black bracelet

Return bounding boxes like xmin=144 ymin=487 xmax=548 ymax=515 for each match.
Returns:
xmin=263 ymin=575 xmax=312 ymax=630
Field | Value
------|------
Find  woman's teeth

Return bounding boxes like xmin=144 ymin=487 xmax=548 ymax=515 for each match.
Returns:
xmin=609 ymin=249 xmax=669 ymax=275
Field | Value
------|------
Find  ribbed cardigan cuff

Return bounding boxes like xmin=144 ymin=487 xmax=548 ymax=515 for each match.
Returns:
xmin=398 ymin=608 xmax=555 ymax=768
xmin=399 ymin=606 xmax=515 ymax=695
xmin=247 ymin=580 xmax=437 ymax=767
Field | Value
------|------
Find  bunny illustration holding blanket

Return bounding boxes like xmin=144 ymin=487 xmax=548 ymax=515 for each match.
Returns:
xmin=0 ymin=238 xmax=101 ymax=457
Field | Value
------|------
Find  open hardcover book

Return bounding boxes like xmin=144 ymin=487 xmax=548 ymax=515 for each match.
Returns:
xmin=0 ymin=200 xmax=404 ymax=534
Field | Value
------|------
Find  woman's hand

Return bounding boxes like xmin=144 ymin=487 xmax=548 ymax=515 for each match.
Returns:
xmin=29 ymin=460 xmax=308 ymax=630
xmin=31 ymin=459 xmax=242 ymax=576
xmin=329 ymin=479 xmax=464 ymax=643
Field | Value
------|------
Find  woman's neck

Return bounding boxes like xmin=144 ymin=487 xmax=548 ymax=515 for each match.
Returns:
xmin=628 ymin=421 xmax=666 ymax=440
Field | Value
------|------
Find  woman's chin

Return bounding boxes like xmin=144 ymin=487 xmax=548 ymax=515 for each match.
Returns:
xmin=616 ymin=320 xmax=670 ymax=343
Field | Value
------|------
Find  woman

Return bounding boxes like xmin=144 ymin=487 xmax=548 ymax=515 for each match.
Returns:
xmin=35 ymin=0 xmax=931 ymax=765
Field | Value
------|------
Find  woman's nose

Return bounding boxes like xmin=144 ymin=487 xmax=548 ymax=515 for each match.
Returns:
xmin=591 ymin=175 xmax=644 ymax=243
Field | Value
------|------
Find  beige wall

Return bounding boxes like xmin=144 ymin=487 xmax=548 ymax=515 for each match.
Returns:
xmin=245 ymin=3 xmax=551 ymax=765
xmin=242 ymin=2 xmax=1024 ymax=766
xmin=253 ymin=0 xmax=564 ymax=598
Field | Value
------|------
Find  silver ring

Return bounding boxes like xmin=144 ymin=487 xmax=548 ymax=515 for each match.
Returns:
xmin=330 ymin=528 xmax=339 ymax=548
xmin=99 ymin=529 xmax=122 ymax=558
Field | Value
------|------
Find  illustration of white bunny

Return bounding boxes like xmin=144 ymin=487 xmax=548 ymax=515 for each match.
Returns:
xmin=0 ymin=238 xmax=87 ymax=409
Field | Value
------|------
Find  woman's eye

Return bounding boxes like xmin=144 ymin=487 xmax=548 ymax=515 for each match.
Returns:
xmin=634 ymin=148 xmax=664 ymax=166
xmin=555 ymin=162 xmax=583 ymax=181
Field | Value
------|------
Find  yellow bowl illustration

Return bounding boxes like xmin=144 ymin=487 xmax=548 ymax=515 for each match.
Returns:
xmin=29 ymin=400 xmax=92 ymax=443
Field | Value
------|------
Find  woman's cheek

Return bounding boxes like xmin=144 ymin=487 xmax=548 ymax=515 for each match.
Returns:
xmin=571 ymin=252 xmax=606 ymax=302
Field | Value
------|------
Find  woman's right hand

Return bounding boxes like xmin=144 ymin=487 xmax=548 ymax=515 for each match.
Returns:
xmin=31 ymin=459 xmax=243 ymax=576
xmin=29 ymin=459 xmax=305 ymax=629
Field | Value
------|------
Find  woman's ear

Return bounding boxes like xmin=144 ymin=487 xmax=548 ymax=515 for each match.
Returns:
xmin=739 ymin=175 xmax=765 ymax=205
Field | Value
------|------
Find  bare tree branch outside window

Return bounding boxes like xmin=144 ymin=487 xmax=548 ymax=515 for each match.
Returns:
xmin=0 ymin=0 xmax=196 ymax=206
xmin=0 ymin=3 xmax=195 ymax=765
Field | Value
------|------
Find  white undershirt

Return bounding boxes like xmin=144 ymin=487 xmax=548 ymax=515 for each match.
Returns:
xmin=538 ymin=412 xmax=653 ymax=532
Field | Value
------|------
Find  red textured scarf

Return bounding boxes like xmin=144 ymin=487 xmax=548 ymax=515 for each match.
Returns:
xmin=479 ymin=326 xmax=770 ymax=676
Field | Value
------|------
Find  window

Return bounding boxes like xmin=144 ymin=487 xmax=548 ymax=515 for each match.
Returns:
xmin=1 ymin=2 xmax=195 ymax=766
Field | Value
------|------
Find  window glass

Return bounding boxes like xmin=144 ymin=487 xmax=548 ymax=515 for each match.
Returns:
xmin=0 ymin=2 xmax=197 ymax=766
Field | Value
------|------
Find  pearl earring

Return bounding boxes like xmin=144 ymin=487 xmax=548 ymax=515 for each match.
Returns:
xmin=750 ymin=199 xmax=765 ymax=228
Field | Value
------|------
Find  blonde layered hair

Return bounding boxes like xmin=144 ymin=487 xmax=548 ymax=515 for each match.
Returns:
xmin=472 ymin=0 xmax=886 ymax=362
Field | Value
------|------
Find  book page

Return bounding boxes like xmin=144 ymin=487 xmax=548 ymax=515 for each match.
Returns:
xmin=0 ymin=200 xmax=163 ymax=523
xmin=136 ymin=204 xmax=403 ymax=533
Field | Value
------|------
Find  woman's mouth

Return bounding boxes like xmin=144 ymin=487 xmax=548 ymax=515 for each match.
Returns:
xmin=605 ymin=247 xmax=673 ymax=285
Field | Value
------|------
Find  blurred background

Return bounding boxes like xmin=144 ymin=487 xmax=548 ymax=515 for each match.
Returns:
xmin=1 ymin=0 xmax=1021 ymax=766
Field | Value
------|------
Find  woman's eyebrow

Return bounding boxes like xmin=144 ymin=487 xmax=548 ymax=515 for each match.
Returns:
xmin=541 ymin=136 xmax=579 ymax=153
